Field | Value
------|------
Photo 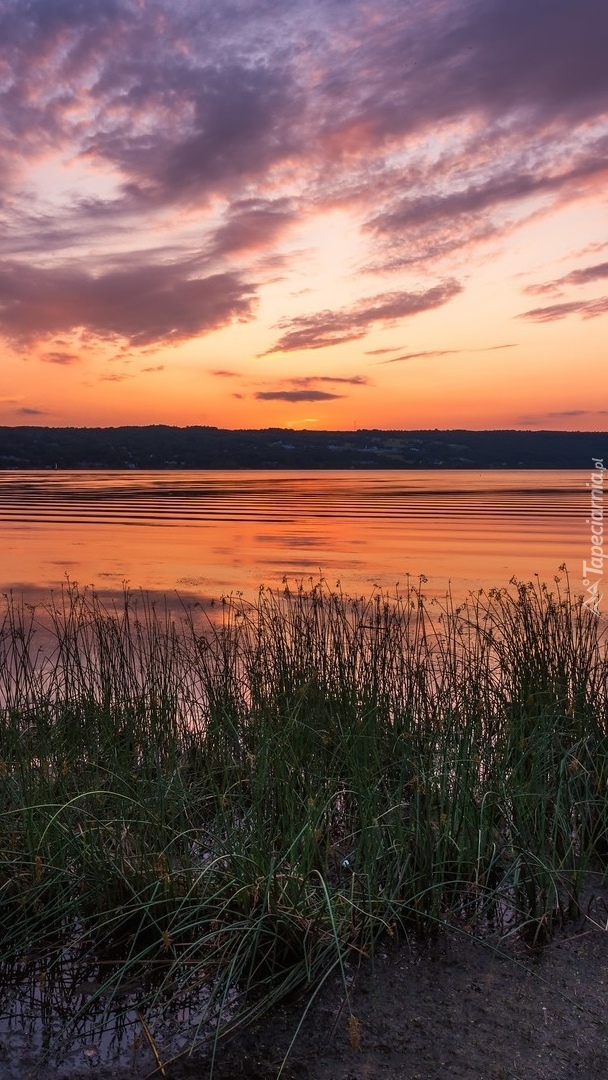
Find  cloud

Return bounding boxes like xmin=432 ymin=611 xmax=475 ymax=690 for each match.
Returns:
xmin=1 ymin=4 xmax=601 ymax=237
xmin=254 ymin=390 xmax=344 ymax=402
xmin=234 ymin=373 xmax=369 ymax=402
xmin=525 ymin=261 xmax=608 ymax=295
xmin=211 ymin=369 xmax=240 ymax=377
xmin=368 ymin=171 xmax=576 ymax=236
xmin=519 ymin=408 xmax=608 ymax=424
xmin=377 ymin=349 xmax=457 ymax=365
xmin=133 ymin=65 xmax=302 ymax=207
xmin=547 ymin=409 xmax=608 ymax=417
xmin=377 ymin=343 xmax=517 ymax=364
xmin=321 ymin=0 xmax=608 ymax=268
xmin=141 ymin=364 xmax=164 ymax=372
xmin=264 ymin=281 xmax=462 ymax=354
xmin=573 ymin=239 xmax=608 ymax=259
xmin=364 ymin=346 xmax=406 ymax=355
xmin=1 ymin=0 xmax=608 ymax=362
xmin=289 ymin=375 xmax=369 ymax=387
xmin=5 ymin=1 xmax=608 ymax=190
xmin=350 ymin=0 xmax=608 ymax=146
xmin=17 ymin=406 xmax=47 ymax=415
xmin=208 ymin=198 xmax=297 ymax=258
xmin=39 ymin=351 xmax=80 ymax=365
xmin=363 ymin=147 xmax=608 ymax=270
xmin=517 ymin=297 xmax=608 ymax=322
xmin=0 ymin=2 xmax=306 ymax=274
xmin=560 ymin=261 xmax=608 ymax=286
xmin=0 ymin=259 xmax=257 ymax=348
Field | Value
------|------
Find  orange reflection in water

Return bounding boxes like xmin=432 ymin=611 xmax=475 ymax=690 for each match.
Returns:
xmin=0 ymin=470 xmax=587 ymax=606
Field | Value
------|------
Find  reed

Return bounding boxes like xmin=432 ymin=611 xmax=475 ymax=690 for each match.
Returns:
xmin=0 ymin=572 xmax=606 ymax=1066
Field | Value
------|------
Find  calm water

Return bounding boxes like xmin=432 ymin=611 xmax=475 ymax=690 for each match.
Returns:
xmin=0 ymin=469 xmax=587 ymax=604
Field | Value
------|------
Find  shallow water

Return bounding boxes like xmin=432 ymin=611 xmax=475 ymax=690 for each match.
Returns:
xmin=0 ymin=469 xmax=587 ymax=604
xmin=0 ymin=955 xmax=230 ymax=1078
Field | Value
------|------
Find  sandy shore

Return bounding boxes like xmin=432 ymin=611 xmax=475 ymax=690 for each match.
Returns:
xmin=205 ymin=884 xmax=608 ymax=1080
xmin=5 ymin=880 xmax=605 ymax=1080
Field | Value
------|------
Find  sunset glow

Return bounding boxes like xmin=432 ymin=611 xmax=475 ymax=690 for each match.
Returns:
xmin=1 ymin=0 xmax=607 ymax=431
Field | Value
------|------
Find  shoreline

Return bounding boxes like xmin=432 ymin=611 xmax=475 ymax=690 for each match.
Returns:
xmin=2 ymin=886 xmax=606 ymax=1078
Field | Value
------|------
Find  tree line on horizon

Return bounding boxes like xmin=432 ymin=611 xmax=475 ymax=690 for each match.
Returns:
xmin=0 ymin=425 xmax=604 ymax=469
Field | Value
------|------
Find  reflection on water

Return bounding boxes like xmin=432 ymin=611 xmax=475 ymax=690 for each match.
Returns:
xmin=0 ymin=954 xmax=235 ymax=1079
xmin=0 ymin=469 xmax=586 ymax=603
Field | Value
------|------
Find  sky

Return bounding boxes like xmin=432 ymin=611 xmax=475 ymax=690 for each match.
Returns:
xmin=1 ymin=0 xmax=607 ymax=432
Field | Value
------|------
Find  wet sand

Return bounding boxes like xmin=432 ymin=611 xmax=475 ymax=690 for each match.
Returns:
xmin=5 ymin=881 xmax=606 ymax=1080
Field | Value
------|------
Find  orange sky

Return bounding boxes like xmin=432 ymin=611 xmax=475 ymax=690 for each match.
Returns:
xmin=1 ymin=0 xmax=608 ymax=432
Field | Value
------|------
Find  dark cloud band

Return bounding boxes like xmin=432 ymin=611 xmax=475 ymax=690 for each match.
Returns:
xmin=0 ymin=259 xmax=257 ymax=347
xmin=254 ymin=390 xmax=344 ymax=402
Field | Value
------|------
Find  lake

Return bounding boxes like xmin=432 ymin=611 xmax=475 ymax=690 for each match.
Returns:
xmin=0 ymin=469 xmax=588 ymax=607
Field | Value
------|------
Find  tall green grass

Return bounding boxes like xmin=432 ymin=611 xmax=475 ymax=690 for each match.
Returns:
xmin=0 ymin=573 xmax=607 ymax=1064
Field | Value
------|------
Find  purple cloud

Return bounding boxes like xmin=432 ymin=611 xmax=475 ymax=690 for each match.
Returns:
xmin=367 ymin=159 xmax=608 ymax=238
xmin=208 ymin=198 xmax=296 ymax=258
xmin=547 ymin=410 xmax=608 ymax=417
xmin=0 ymin=259 xmax=257 ymax=347
xmin=519 ymin=409 xmax=608 ymax=424
xmin=289 ymin=375 xmax=369 ymax=387
xmin=377 ymin=343 xmax=517 ymax=364
xmin=525 ymin=261 xmax=608 ymax=295
xmin=0 ymin=0 xmax=607 ymax=353
xmin=254 ymin=390 xmax=344 ymax=402
xmin=104 ymin=64 xmax=302 ymax=208
xmin=264 ymin=281 xmax=462 ymax=354
xmin=517 ymin=297 xmax=608 ymax=322
xmin=39 ymin=351 xmax=80 ymax=365
xmin=364 ymin=346 xmax=406 ymax=355
xmin=233 ymin=374 xmax=369 ymax=403
xmin=377 ymin=349 xmax=456 ymax=365
xmin=559 ymin=261 xmax=608 ymax=286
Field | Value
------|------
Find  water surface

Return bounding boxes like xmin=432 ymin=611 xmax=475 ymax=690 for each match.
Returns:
xmin=0 ymin=469 xmax=586 ymax=604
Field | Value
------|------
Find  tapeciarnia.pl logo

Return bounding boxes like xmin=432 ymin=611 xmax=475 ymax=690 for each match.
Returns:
xmin=582 ymin=458 xmax=604 ymax=616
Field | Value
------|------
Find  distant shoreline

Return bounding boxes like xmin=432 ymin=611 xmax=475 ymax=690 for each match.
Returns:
xmin=0 ymin=425 xmax=605 ymax=470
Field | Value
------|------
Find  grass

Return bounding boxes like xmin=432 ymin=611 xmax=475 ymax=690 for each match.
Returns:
xmin=0 ymin=571 xmax=607 ymax=1069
